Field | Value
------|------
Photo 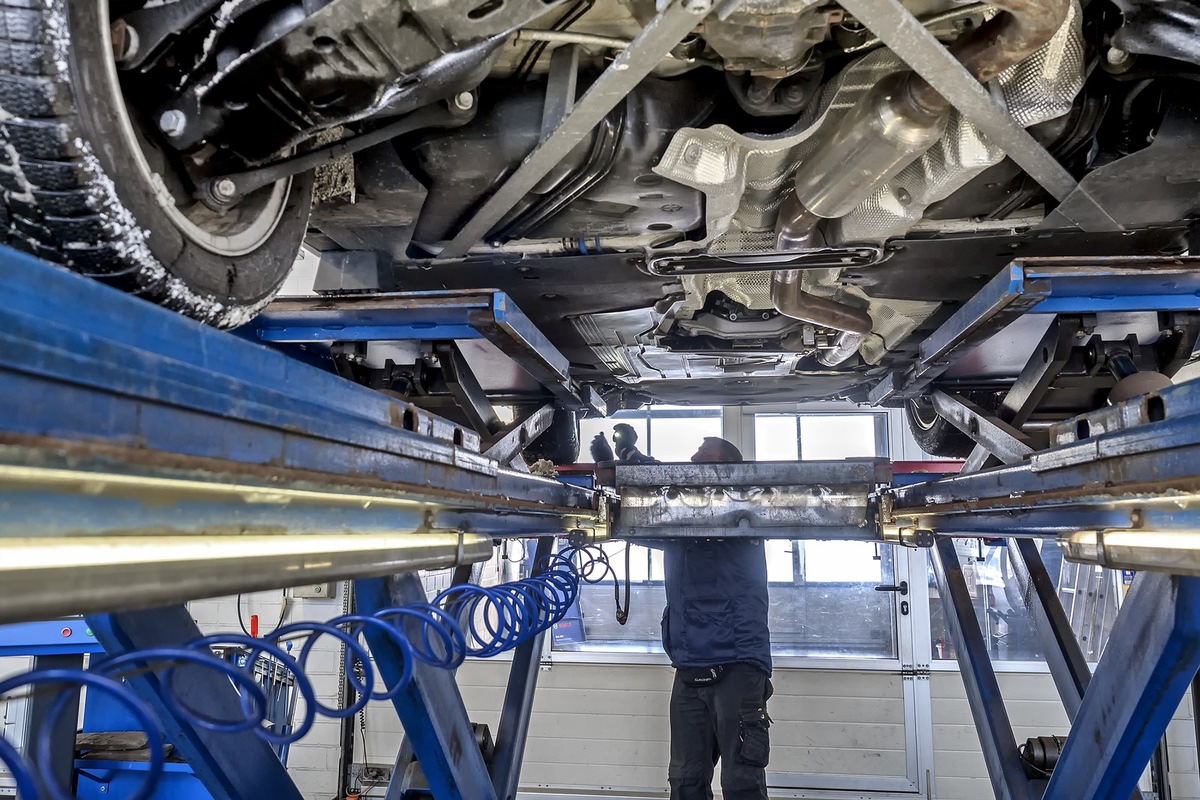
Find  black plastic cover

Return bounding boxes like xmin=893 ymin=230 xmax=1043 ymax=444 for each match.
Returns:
xmin=1113 ymin=0 xmax=1200 ymax=65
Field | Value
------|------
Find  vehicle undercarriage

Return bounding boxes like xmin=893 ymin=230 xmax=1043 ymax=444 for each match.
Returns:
xmin=4 ymin=0 xmax=1200 ymax=454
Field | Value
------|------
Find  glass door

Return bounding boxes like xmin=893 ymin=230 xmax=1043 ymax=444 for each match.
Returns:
xmin=743 ymin=408 xmax=933 ymax=796
xmin=761 ymin=544 xmax=931 ymax=796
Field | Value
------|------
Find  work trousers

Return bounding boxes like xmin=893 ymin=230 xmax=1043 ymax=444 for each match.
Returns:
xmin=668 ymin=663 xmax=772 ymax=800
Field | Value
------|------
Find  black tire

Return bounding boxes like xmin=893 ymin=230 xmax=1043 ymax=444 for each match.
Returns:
xmin=524 ymin=407 xmax=580 ymax=465
xmin=0 ymin=0 xmax=313 ymax=327
xmin=905 ymin=396 xmax=977 ymax=459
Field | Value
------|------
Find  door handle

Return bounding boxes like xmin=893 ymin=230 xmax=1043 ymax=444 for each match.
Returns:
xmin=874 ymin=581 xmax=908 ymax=596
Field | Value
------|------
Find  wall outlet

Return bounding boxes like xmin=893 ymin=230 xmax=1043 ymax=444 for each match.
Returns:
xmin=291 ymin=583 xmax=335 ymax=599
xmin=349 ymin=763 xmax=394 ymax=788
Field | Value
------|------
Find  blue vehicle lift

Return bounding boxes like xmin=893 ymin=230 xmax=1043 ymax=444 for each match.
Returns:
xmin=883 ymin=256 xmax=1200 ymax=800
xmin=0 ymin=245 xmax=596 ymax=800
xmin=4 ymin=244 xmax=1200 ymax=800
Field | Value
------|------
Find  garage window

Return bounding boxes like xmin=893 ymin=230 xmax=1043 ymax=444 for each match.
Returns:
xmin=928 ymin=539 xmax=1125 ymax=663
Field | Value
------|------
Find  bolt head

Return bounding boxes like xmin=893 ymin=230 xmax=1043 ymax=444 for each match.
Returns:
xmin=1106 ymin=46 xmax=1131 ymax=66
xmin=214 ymin=178 xmax=238 ymax=199
xmin=453 ymin=91 xmax=475 ymax=111
xmin=158 ymin=109 xmax=187 ymax=138
xmin=746 ymin=84 xmax=771 ymax=103
xmin=783 ymin=84 xmax=807 ymax=104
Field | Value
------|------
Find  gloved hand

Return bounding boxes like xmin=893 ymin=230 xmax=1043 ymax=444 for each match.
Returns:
xmin=590 ymin=432 xmax=616 ymax=464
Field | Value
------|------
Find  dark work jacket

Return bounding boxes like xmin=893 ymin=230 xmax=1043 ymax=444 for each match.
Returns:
xmin=661 ymin=539 xmax=772 ymax=676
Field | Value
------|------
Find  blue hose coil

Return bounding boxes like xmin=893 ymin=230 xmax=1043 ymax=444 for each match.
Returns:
xmin=0 ymin=548 xmax=592 ymax=799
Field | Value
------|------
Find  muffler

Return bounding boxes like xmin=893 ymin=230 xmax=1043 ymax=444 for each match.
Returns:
xmin=773 ymin=0 xmax=1071 ymax=365
xmin=793 ymin=0 xmax=1070 ymax=219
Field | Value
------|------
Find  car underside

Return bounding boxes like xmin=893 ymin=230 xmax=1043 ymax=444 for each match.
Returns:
xmin=5 ymin=0 xmax=1200 ymax=454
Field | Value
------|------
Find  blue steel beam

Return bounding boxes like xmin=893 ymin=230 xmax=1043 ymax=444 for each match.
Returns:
xmin=870 ymin=256 xmax=1200 ymax=403
xmin=86 ymin=606 xmax=303 ymax=800
xmin=888 ymin=379 xmax=1200 ymax=537
xmin=244 ymin=290 xmax=586 ymax=410
xmin=491 ymin=536 xmax=557 ymax=800
xmin=1008 ymin=539 xmax=1092 ymax=719
xmin=0 ymin=246 xmax=593 ymax=520
xmin=931 ymin=539 xmax=1035 ymax=800
xmin=1043 ymin=573 xmax=1200 ymax=800
xmin=243 ymin=290 xmax=499 ymax=343
xmin=1008 ymin=538 xmax=1144 ymax=800
xmin=898 ymin=507 xmax=1200 ymax=538
xmin=355 ymin=575 xmax=499 ymax=800
xmin=0 ymin=620 xmax=101 ymax=657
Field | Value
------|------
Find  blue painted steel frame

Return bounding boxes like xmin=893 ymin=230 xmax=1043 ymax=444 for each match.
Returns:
xmin=870 ymin=256 xmax=1200 ymax=403
xmin=242 ymin=290 xmax=587 ymax=409
xmin=1007 ymin=540 xmax=1145 ymax=800
xmin=887 ymin=255 xmax=1200 ymax=800
xmin=86 ymin=606 xmax=303 ymax=800
xmin=0 ymin=244 xmax=592 ymax=522
xmin=0 ymin=248 xmax=595 ymax=800
xmin=355 ymin=575 xmax=499 ymax=800
xmin=1044 ymin=574 xmax=1200 ymax=800
xmin=0 ymin=621 xmax=102 ymax=657
xmin=888 ymin=380 xmax=1200 ymax=539
xmin=931 ymin=539 xmax=1035 ymax=800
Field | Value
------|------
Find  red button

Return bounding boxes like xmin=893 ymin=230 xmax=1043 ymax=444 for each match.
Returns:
xmin=61 ymin=628 xmax=72 ymax=638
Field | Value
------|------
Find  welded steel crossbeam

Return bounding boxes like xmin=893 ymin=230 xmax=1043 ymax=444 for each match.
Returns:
xmin=613 ymin=460 xmax=891 ymax=540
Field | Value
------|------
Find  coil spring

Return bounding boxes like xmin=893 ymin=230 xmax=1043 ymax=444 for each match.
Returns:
xmin=0 ymin=550 xmax=592 ymax=800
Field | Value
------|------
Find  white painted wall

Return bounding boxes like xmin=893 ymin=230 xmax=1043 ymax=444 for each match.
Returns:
xmin=358 ymin=662 xmax=913 ymax=798
xmin=931 ymin=671 xmax=1199 ymax=800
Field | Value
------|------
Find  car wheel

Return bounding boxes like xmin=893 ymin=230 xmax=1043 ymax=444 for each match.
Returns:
xmin=0 ymin=0 xmax=313 ymax=328
xmin=904 ymin=396 xmax=977 ymax=459
xmin=523 ymin=407 xmax=580 ymax=465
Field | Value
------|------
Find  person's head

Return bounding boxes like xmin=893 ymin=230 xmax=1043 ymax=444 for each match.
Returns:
xmin=691 ymin=437 xmax=743 ymax=464
xmin=612 ymin=423 xmax=640 ymax=459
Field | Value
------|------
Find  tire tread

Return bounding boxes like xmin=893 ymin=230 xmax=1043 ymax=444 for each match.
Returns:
xmin=0 ymin=0 xmax=301 ymax=326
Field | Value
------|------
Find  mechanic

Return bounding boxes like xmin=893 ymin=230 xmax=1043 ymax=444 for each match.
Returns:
xmin=590 ymin=422 xmax=658 ymax=465
xmin=591 ymin=430 xmax=773 ymax=800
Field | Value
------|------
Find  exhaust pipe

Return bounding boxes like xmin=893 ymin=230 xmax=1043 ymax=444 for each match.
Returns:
xmin=770 ymin=195 xmax=873 ymax=367
xmin=773 ymin=0 xmax=1070 ymax=364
